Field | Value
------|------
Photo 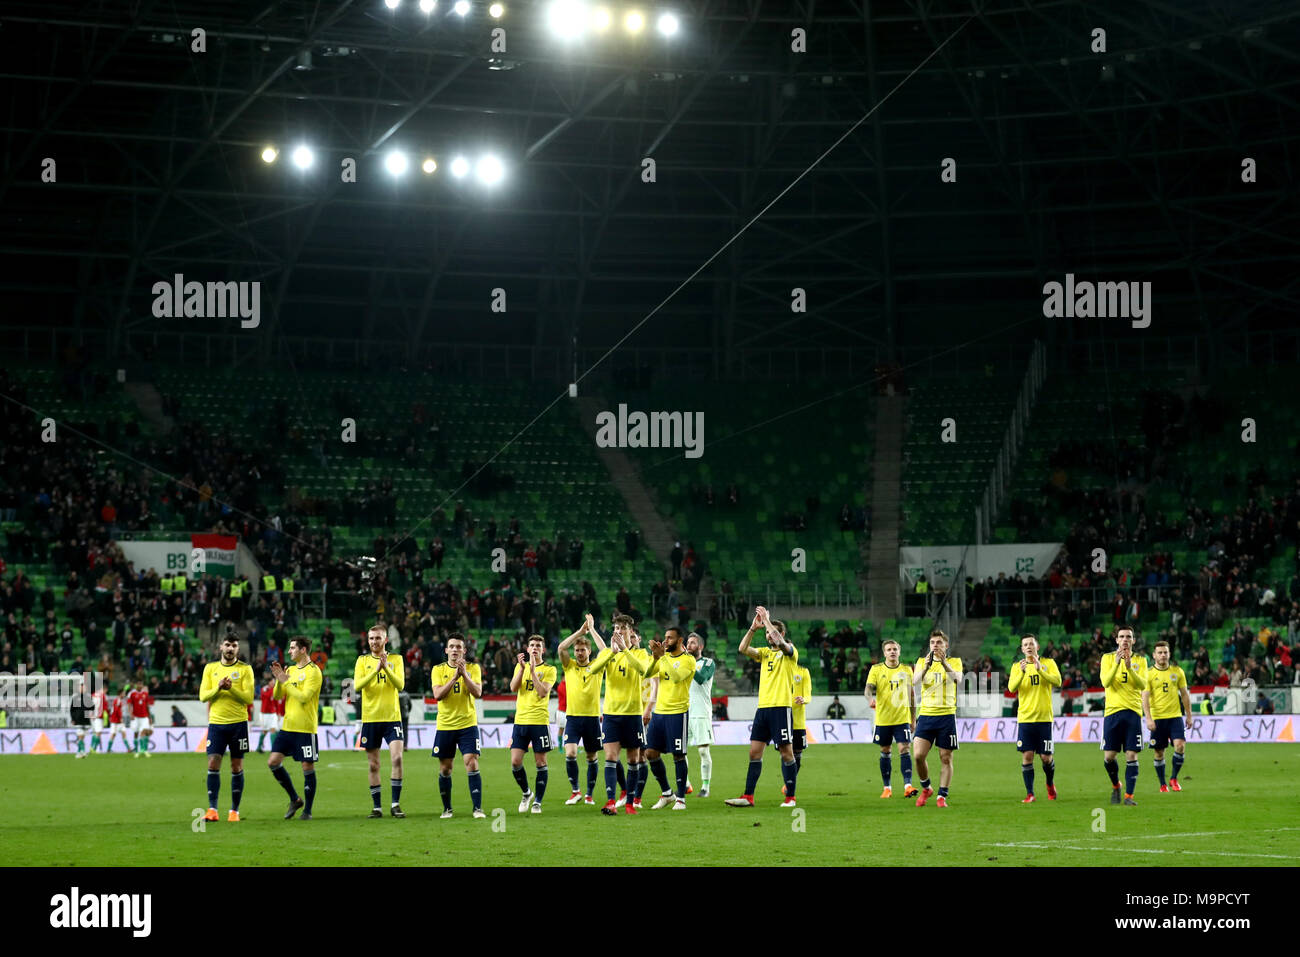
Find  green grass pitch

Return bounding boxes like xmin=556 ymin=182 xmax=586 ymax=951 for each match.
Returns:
xmin=3 ymin=743 xmax=1298 ymax=866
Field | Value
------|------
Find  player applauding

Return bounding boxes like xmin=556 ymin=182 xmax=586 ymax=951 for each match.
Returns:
xmin=1101 ymin=626 xmax=1147 ymax=806
xmin=199 ymin=635 xmax=255 ymax=822
xmin=1008 ymin=633 xmax=1060 ymax=803
xmin=354 ymin=624 xmax=407 ymax=818
xmin=911 ymin=630 xmax=962 ymax=808
xmin=430 ymin=634 xmax=486 ymax=819
xmin=267 ymin=637 xmax=323 ymax=820
xmin=726 ymin=606 xmax=800 ymax=809
xmin=866 ymin=639 xmax=916 ymax=799
xmin=1142 ymin=639 xmax=1190 ymax=793
xmin=558 ymin=614 xmax=611 ymax=805
xmin=643 ymin=626 xmax=696 ymax=810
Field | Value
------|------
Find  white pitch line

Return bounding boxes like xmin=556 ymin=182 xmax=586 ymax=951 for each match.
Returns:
xmin=981 ymin=842 xmax=1298 ymax=861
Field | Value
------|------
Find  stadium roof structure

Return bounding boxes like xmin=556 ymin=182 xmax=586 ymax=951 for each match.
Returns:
xmin=1 ymin=0 xmax=1298 ymax=377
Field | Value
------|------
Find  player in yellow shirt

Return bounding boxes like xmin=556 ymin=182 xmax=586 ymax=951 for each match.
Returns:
xmin=558 ymin=614 xmax=611 ymax=805
xmin=588 ymin=613 xmax=650 ymax=815
xmin=354 ymin=624 xmax=407 ymax=818
xmin=430 ymin=633 xmax=486 ymax=818
xmin=781 ymin=662 xmax=813 ymax=799
xmin=266 ymin=637 xmax=323 ymax=820
xmin=865 ymin=639 xmax=917 ymax=799
xmin=910 ymin=629 xmax=962 ymax=808
xmin=199 ymin=635 xmax=255 ymax=822
xmin=643 ymin=626 xmax=697 ymax=810
xmin=1007 ymin=633 xmax=1061 ymax=803
xmin=1142 ymin=639 xmax=1191 ymax=793
xmin=726 ymin=606 xmax=800 ymax=809
xmin=1101 ymin=626 xmax=1148 ymax=806
xmin=509 ymin=635 xmax=557 ymax=813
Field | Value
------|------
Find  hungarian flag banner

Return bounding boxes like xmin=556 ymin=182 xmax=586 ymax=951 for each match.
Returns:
xmin=191 ymin=533 xmax=237 ymax=578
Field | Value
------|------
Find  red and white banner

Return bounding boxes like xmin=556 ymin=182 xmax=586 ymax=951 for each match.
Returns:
xmin=4 ymin=714 xmax=1296 ymax=754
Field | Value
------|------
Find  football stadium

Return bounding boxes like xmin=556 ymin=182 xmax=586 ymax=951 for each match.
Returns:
xmin=1 ymin=0 xmax=1298 ymax=908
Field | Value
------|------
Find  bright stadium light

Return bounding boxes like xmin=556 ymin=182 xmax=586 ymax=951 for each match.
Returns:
xmin=260 ymin=146 xmax=279 ymax=164
xmin=422 ymin=157 xmax=437 ymax=174
xmin=547 ymin=0 xmax=587 ymax=39
xmin=591 ymin=5 xmax=611 ymax=32
xmin=489 ymin=2 xmax=504 ymax=17
xmin=453 ymin=0 xmax=470 ymax=14
xmin=450 ymin=155 xmax=470 ymax=178
xmin=624 ymin=10 xmax=645 ymax=34
xmin=476 ymin=154 xmax=504 ymax=186
xmin=419 ymin=0 xmax=436 ymax=11
xmin=291 ymin=145 xmax=314 ymax=169
xmin=385 ymin=150 xmax=409 ymax=176
xmin=657 ymin=11 xmax=678 ymax=36
xmin=384 ymin=0 xmax=400 ymax=9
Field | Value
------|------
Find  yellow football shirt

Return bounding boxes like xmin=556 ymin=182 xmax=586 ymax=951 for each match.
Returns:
xmin=562 ymin=649 xmax=610 ymax=717
xmin=791 ymin=665 xmax=813 ymax=730
xmin=274 ymin=661 xmax=322 ymax=733
xmin=512 ymin=662 xmax=557 ymax=725
xmin=1007 ymin=658 xmax=1059 ymax=723
xmin=866 ymin=662 xmax=914 ymax=726
xmin=590 ymin=648 xmax=649 ymax=715
xmin=646 ymin=652 xmax=697 ymax=715
xmin=1101 ymin=653 xmax=1147 ymax=715
xmin=431 ymin=662 xmax=481 ymax=730
xmin=915 ymin=657 xmax=963 ymax=716
xmin=354 ymin=653 xmax=404 ymax=722
xmin=199 ymin=660 xmax=255 ymax=724
xmin=1146 ymin=664 xmax=1187 ymax=720
xmin=756 ymin=645 xmax=800 ymax=709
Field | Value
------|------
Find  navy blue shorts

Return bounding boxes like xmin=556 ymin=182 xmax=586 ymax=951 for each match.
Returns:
xmin=793 ymin=729 xmax=807 ymax=752
xmin=432 ymin=727 xmax=480 ymax=758
xmin=564 ymin=715 xmax=603 ymax=752
xmin=360 ymin=721 xmax=403 ymax=749
xmin=1150 ymin=716 xmax=1186 ymax=750
xmin=873 ymin=723 xmax=913 ymax=747
xmin=1102 ymin=711 xmax=1143 ymax=752
xmin=207 ymin=722 xmax=250 ymax=758
xmin=510 ymin=723 xmax=553 ymax=753
xmin=645 ymin=712 xmax=688 ymax=756
xmin=751 ymin=706 xmax=793 ymax=746
xmin=271 ymin=730 xmax=319 ymax=763
xmin=1016 ymin=721 xmax=1053 ymax=754
xmin=915 ymin=714 xmax=959 ymax=750
xmin=602 ymin=714 xmax=646 ymax=749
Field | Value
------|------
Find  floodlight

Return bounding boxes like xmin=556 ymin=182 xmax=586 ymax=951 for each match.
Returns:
xmin=261 ymin=146 xmax=279 ymax=164
xmin=657 ymin=12 xmax=678 ymax=36
xmin=450 ymin=155 xmax=470 ymax=178
xmin=625 ymin=10 xmax=645 ymax=34
xmin=476 ymin=154 xmax=504 ymax=186
xmin=422 ymin=157 xmax=438 ymax=174
xmin=291 ymin=145 xmax=314 ymax=169
xmin=385 ymin=150 xmax=409 ymax=176
xmin=453 ymin=0 xmax=470 ymax=14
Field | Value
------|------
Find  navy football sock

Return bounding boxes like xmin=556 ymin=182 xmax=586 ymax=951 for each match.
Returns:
xmin=880 ymin=755 xmax=892 ymax=787
xmin=781 ymin=759 xmax=797 ymax=797
xmin=467 ymin=771 xmax=483 ymax=811
xmin=1154 ymin=759 xmax=1167 ymax=787
xmin=938 ymin=785 xmax=949 ymax=797
xmin=303 ymin=771 xmax=316 ymax=813
xmin=230 ymin=771 xmax=244 ymax=811
xmin=674 ymin=756 xmax=688 ymax=799
xmin=1044 ymin=760 xmax=1056 ymax=787
xmin=744 ymin=759 xmax=762 ymax=795
xmin=390 ymin=778 xmax=402 ymax=807
xmin=565 ymin=756 xmax=579 ymax=791
xmin=272 ymin=764 xmax=298 ymax=800
xmin=605 ymin=760 xmax=618 ymax=801
xmin=370 ymin=785 xmax=382 ymax=809
xmin=1022 ymin=764 xmax=1034 ymax=795
xmin=1172 ymin=752 xmax=1185 ymax=779
xmin=901 ymin=752 xmax=913 ymax=785
xmin=616 ymin=761 xmax=627 ymax=793
xmin=1104 ymin=758 xmax=1120 ymax=787
xmin=512 ymin=765 xmax=530 ymax=794
xmin=1125 ymin=759 xmax=1139 ymax=795
xmin=439 ymin=771 xmax=453 ymax=810
xmin=206 ymin=770 xmax=220 ymax=809
xmin=795 ymin=751 xmax=802 ymax=773
xmin=534 ymin=767 xmax=548 ymax=803
xmin=586 ymin=758 xmax=598 ymax=796
xmin=650 ymin=757 xmax=670 ymax=794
